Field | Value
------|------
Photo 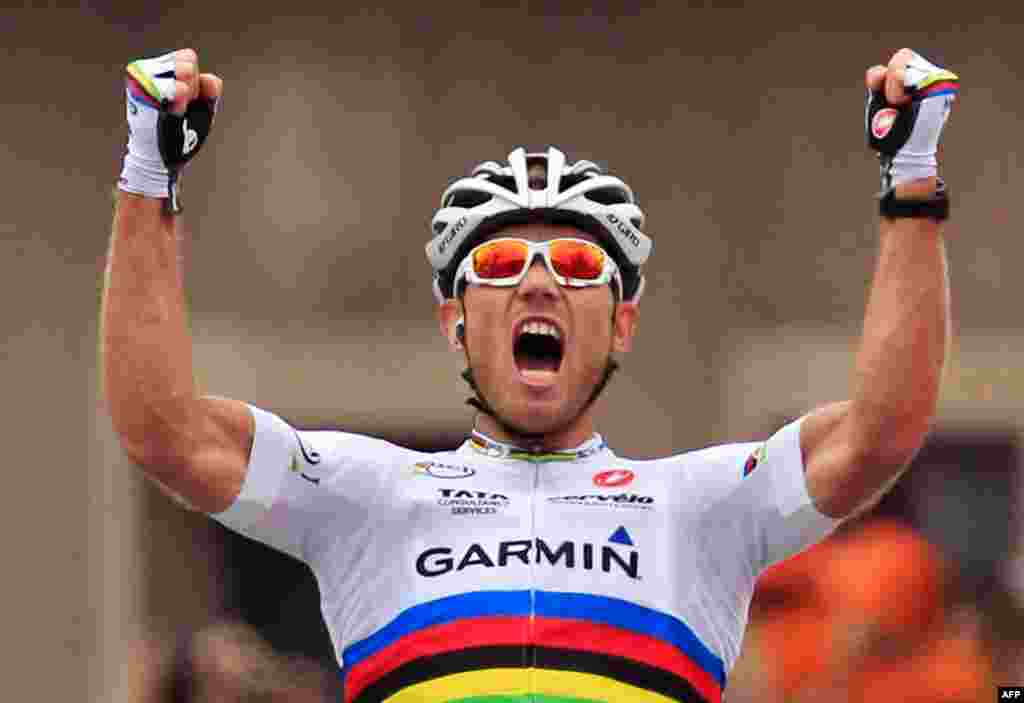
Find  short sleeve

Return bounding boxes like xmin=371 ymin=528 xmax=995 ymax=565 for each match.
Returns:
xmin=211 ymin=405 xmax=312 ymax=560
xmin=695 ymin=417 xmax=839 ymax=574
xmin=753 ymin=417 xmax=839 ymax=567
xmin=214 ymin=405 xmax=294 ymax=528
xmin=210 ymin=405 xmax=400 ymax=564
xmin=681 ymin=418 xmax=840 ymax=671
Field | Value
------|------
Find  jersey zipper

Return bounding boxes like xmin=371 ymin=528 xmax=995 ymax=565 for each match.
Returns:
xmin=528 ymin=457 xmax=540 ymax=700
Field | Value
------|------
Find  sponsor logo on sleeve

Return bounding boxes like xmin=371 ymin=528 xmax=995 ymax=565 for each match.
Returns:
xmin=743 ymin=444 xmax=766 ymax=477
xmin=289 ymin=432 xmax=323 ymax=485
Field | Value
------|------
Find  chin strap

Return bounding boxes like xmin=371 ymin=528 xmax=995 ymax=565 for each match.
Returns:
xmin=460 ymin=359 xmax=620 ymax=440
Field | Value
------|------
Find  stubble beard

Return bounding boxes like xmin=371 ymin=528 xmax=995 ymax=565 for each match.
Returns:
xmin=466 ymin=346 xmax=615 ymax=443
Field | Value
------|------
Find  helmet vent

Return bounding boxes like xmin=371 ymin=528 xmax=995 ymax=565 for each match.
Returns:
xmin=445 ymin=190 xmax=493 ymax=208
xmin=527 ymin=162 xmax=548 ymax=190
xmin=484 ymin=174 xmax=517 ymax=193
xmin=584 ymin=186 xmax=630 ymax=206
xmin=558 ymin=172 xmax=593 ymax=191
xmin=432 ymin=221 xmax=446 ymax=235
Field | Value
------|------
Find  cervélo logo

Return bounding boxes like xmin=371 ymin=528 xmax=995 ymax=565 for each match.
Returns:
xmin=416 ymin=527 xmax=640 ymax=580
xmin=548 ymin=492 xmax=654 ymax=511
xmin=412 ymin=461 xmax=476 ymax=479
xmin=593 ymin=469 xmax=634 ymax=487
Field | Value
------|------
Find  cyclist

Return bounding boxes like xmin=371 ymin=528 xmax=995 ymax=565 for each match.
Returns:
xmin=102 ymin=47 xmax=958 ymax=703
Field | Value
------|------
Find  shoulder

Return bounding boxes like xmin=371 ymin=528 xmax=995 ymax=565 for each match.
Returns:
xmin=297 ymin=429 xmax=422 ymax=462
xmin=610 ymin=442 xmax=768 ymax=511
xmin=629 ymin=441 xmax=761 ymax=478
xmin=272 ymin=424 xmax=432 ymax=483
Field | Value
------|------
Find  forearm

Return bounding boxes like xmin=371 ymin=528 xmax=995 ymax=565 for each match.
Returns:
xmin=847 ymin=201 xmax=949 ymax=467
xmin=804 ymin=207 xmax=949 ymax=517
xmin=101 ymin=192 xmax=199 ymax=464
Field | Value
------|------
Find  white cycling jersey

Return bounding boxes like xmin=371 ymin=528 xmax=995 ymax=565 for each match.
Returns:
xmin=213 ymin=405 xmax=838 ymax=703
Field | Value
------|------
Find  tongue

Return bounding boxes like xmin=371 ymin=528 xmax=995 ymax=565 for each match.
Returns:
xmin=515 ymin=351 xmax=560 ymax=373
xmin=514 ymin=333 xmax=562 ymax=373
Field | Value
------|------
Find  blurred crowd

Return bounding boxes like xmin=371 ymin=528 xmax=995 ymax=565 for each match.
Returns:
xmin=733 ymin=516 xmax=1024 ymax=703
xmin=123 ymin=620 xmax=340 ymax=703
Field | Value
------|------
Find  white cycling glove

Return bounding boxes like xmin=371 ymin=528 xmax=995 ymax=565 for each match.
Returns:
xmin=866 ymin=51 xmax=959 ymax=192
xmin=117 ymin=52 xmax=218 ymax=213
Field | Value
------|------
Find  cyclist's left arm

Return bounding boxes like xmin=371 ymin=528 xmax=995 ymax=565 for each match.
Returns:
xmin=800 ymin=203 xmax=949 ymax=520
xmin=799 ymin=49 xmax=954 ymax=520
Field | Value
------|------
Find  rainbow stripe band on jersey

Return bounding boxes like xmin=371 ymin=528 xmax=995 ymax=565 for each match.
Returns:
xmin=467 ymin=432 xmax=607 ymax=463
xmin=383 ymin=669 xmax=682 ymax=703
xmin=341 ymin=590 xmax=724 ymax=703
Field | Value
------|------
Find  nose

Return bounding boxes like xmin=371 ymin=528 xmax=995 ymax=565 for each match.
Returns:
xmin=516 ymin=253 xmax=559 ymax=301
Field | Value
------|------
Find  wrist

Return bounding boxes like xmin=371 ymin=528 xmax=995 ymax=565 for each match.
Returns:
xmin=893 ymin=176 xmax=939 ymax=200
xmin=118 ymin=151 xmax=170 ymax=199
xmin=879 ymin=178 xmax=949 ymax=221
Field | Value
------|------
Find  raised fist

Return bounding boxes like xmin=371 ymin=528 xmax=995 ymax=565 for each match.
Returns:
xmin=864 ymin=48 xmax=959 ymax=195
xmin=118 ymin=49 xmax=223 ymax=212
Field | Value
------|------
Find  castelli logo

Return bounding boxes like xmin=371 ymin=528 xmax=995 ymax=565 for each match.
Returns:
xmin=593 ymin=469 xmax=635 ymax=487
xmin=871 ymin=108 xmax=899 ymax=139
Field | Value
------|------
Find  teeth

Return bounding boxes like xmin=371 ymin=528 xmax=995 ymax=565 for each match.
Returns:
xmin=520 ymin=320 xmax=561 ymax=340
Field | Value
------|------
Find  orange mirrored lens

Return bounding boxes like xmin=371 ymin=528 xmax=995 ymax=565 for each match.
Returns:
xmin=549 ymin=240 xmax=605 ymax=280
xmin=472 ymin=240 xmax=529 ymax=279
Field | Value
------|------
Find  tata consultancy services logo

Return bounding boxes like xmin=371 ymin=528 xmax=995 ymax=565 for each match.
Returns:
xmin=413 ymin=461 xmax=476 ymax=479
xmin=437 ymin=488 xmax=509 ymax=515
xmin=593 ymin=469 xmax=635 ymax=487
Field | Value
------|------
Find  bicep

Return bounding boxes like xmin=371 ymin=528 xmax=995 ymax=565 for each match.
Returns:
xmin=136 ymin=396 xmax=254 ymax=514
xmin=801 ymin=400 xmax=908 ymax=519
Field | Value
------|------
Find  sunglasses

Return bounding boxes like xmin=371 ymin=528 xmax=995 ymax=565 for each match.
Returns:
xmin=455 ymin=238 xmax=621 ymax=295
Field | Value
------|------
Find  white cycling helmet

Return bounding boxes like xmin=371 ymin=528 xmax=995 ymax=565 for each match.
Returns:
xmin=426 ymin=146 xmax=651 ymax=302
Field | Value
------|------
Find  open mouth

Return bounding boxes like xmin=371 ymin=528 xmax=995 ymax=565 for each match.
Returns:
xmin=514 ymin=319 xmax=564 ymax=379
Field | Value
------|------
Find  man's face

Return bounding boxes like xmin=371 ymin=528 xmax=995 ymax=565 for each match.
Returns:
xmin=446 ymin=223 xmax=637 ymax=435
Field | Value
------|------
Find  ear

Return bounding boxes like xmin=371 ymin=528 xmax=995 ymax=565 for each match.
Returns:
xmin=611 ymin=300 xmax=639 ymax=353
xmin=437 ymin=298 xmax=464 ymax=351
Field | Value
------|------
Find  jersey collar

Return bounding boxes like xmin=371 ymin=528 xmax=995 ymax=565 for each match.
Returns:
xmin=465 ymin=429 xmax=608 ymax=462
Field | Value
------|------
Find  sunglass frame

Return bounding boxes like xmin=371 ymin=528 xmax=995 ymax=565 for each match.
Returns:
xmin=454 ymin=237 xmax=622 ymax=296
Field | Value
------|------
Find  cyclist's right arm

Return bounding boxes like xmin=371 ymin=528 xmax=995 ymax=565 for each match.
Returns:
xmin=101 ymin=49 xmax=248 ymax=514
xmin=103 ymin=194 xmax=250 ymax=513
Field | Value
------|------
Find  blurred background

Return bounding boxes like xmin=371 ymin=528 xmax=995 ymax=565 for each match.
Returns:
xmin=4 ymin=1 xmax=1024 ymax=700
